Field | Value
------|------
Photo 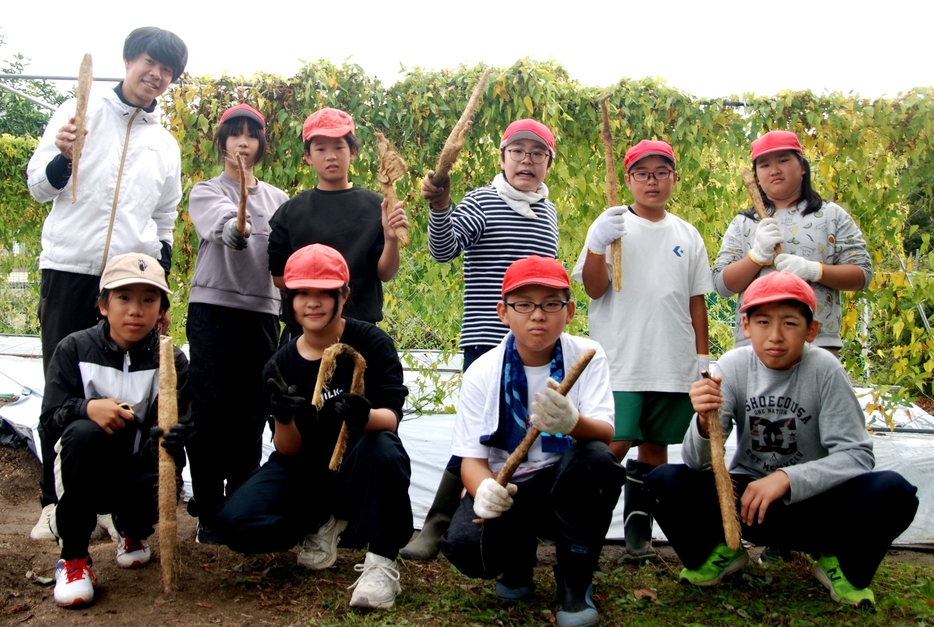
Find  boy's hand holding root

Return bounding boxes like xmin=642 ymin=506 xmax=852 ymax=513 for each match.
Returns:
xmin=332 ymin=392 xmax=371 ymax=430
xmin=222 ymin=218 xmax=251 ymax=250
xmin=421 ymin=171 xmax=451 ymax=210
xmin=530 ymin=378 xmax=580 ymax=435
xmin=473 ymin=477 xmax=518 ymax=520
xmin=689 ymin=375 xmax=724 ymax=439
xmin=585 ymin=206 xmax=628 ymax=255
xmin=267 ymin=378 xmax=305 ymax=425
xmin=150 ymin=423 xmax=191 ymax=466
xmin=87 ymin=398 xmax=136 ymax=434
xmin=380 ymin=200 xmax=410 ymax=242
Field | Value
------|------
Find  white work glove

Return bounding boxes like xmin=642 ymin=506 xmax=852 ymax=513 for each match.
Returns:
xmin=530 ymin=378 xmax=580 ymax=435
xmin=585 ymin=206 xmax=628 ymax=255
xmin=222 ymin=218 xmax=252 ymax=251
xmin=775 ymin=254 xmax=823 ymax=282
xmin=748 ymin=218 xmax=783 ymax=266
xmin=473 ymin=477 xmax=518 ymax=519
xmin=697 ymin=354 xmax=710 ymax=380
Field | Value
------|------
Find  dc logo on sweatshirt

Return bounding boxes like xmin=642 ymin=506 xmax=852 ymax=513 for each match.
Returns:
xmin=748 ymin=416 xmax=797 ymax=455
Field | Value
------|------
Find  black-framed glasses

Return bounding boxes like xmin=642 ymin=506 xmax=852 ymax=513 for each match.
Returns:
xmin=504 ymin=300 xmax=570 ymax=314
xmin=505 ymin=148 xmax=550 ymax=164
xmin=629 ymin=169 xmax=673 ymax=182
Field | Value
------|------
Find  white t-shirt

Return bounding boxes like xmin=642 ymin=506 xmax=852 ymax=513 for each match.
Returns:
xmin=572 ymin=209 xmax=714 ymax=393
xmin=450 ymin=333 xmax=615 ymax=478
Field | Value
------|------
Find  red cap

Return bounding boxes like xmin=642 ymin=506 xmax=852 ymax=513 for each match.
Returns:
xmin=284 ymin=244 xmax=350 ymax=290
xmin=500 ymin=119 xmax=556 ymax=157
xmin=501 ymin=255 xmax=570 ymax=297
xmin=624 ymin=139 xmax=676 ymax=171
xmin=740 ymin=271 xmax=817 ymax=314
xmin=750 ymin=131 xmax=803 ymax=162
xmin=302 ymin=108 xmax=355 ymax=141
xmin=220 ymin=104 xmax=265 ymax=132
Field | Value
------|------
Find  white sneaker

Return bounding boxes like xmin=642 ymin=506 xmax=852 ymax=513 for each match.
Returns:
xmin=116 ymin=533 xmax=151 ymax=568
xmin=297 ymin=516 xmax=348 ymax=570
xmin=348 ymin=552 xmax=401 ymax=609
xmin=30 ymin=504 xmax=57 ymax=541
xmin=53 ymin=557 xmax=96 ymax=608
xmin=90 ymin=514 xmax=120 ymax=542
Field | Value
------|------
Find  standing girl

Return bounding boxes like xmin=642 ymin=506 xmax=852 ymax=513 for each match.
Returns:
xmin=185 ymin=104 xmax=288 ymax=543
xmin=712 ymin=130 xmax=872 ymax=353
xmin=216 ymin=244 xmax=411 ymax=611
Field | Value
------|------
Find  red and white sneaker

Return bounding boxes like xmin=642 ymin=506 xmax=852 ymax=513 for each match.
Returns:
xmin=53 ymin=557 xmax=97 ymax=608
xmin=116 ymin=533 xmax=151 ymax=568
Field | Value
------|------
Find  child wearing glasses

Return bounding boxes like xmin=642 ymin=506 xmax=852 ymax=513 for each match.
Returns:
xmin=440 ymin=255 xmax=625 ymax=627
xmin=571 ymin=139 xmax=713 ymax=559
xmin=403 ymin=120 xmax=560 ymax=560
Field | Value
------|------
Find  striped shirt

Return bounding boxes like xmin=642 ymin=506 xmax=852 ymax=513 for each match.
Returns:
xmin=428 ymin=186 xmax=559 ymax=348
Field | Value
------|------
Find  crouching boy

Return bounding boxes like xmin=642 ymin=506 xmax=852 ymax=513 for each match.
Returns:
xmin=645 ymin=272 xmax=919 ymax=608
xmin=440 ymin=256 xmax=625 ymax=627
xmin=40 ymin=253 xmax=191 ymax=608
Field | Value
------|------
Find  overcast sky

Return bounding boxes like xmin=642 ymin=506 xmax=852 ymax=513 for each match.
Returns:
xmin=3 ymin=0 xmax=932 ymax=101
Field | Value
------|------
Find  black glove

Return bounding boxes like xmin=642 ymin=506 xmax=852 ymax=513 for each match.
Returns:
xmin=150 ymin=423 xmax=191 ymax=466
xmin=268 ymin=377 xmax=305 ymax=425
xmin=332 ymin=393 xmax=371 ymax=430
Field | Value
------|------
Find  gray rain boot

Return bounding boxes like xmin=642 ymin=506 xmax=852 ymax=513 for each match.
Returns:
xmin=400 ymin=469 xmax=462 ymax=560
xmin=554 ymin=537 xmax=602 ymax=627
xmin=623 ymin=459 xmax=656 ymax=559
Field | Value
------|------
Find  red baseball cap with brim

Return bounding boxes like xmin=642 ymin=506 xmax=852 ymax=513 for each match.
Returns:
xmin=284 ymin=244 xmax=350 ymax=290
xmin=624 ymin=139 xmax=676 ymax=171
xmin=502 ymin=255 xmax=570 ymax=297
xmin=750 ymin=130 xmax=803 ymax=162
xmin=220 ymin=104 xmax=265 ymax=132
xmin=740 ymin=271 xmax=817 ymax=314
xmin=302 ymin=108 xmax=355 ymax=141
xmin=500 ymin=119 xmax=556 ymax=157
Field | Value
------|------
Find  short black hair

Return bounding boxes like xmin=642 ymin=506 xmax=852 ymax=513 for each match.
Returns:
xmin=303 ymin=132 xmax=360 ymax=155
xmin=123 ymin=27 xmax=188 ymax=82
xmin=214 ymin=117 xmax=267 ymax=165
xmin=98 ymin=287 xmax=171 ymax=314
xmin=744 ymin=299 xmax=813 ymax=325
xmin=282 ymin=286 xmax=351 ymax=330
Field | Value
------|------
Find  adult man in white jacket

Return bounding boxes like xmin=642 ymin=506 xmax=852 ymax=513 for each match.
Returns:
xmin=25 ymin=26 xmax=188 ymax=541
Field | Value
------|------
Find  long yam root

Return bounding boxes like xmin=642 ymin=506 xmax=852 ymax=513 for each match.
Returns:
xmin=236 ymin=153 xmax=248 ymax=238
xmin=71 ymin=54 xmax=93 ymax=204
xmin=700 ymin=370 xmax=742 ymax=551
xmin=375 ymin=132 xmax=409 ymax=246
xmin=600 ymin=95 xmax=623 ymax=292
xmin=157 ymin=336 xmax=178 ymax=593
xmin=430 ymin=67 xmax=493 ymax=187
xmin=312 ymin=344 xmax=367 ymax=471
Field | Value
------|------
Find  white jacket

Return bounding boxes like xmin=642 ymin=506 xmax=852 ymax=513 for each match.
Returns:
xmin=27 ymin=86 xmax=181 ymax=275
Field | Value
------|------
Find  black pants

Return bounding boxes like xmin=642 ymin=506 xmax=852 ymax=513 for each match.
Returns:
xmin=645 ymin=465 xmax=919 ymax=589
xmin=37 ymin=269 xmax=102 ymax=507
xmin=216 ymin=431 xmax=413 ymax=559
xmin=185 ymin=303 xmax=278 ymax=524
xmin=54 ymin=420 xmax=159 ymax=560
xmin=441 ymin=440 xmax=625 ymax=580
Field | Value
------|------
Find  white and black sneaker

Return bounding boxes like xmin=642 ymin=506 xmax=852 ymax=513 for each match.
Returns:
xmin=297 ymin=515 xmax=347 ymax=570
xmin=53 ymin=556 xmax=97 ymax=608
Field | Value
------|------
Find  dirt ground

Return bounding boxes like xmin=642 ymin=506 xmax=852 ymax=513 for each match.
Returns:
xmin=1 ymin=445 xmax=931 ymax=626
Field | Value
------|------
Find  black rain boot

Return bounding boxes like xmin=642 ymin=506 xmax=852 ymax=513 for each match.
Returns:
xmin=400 ymin=469 xmax=462 ymax=560
xmin=623 ymin=459 xmax=656 ymax=559
xmin=554 ymin=537 xmax=602 ymax=627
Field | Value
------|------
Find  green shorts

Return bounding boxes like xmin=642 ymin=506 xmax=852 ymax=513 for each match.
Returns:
xmin=612 ymin=391 xmax=694 ymax=446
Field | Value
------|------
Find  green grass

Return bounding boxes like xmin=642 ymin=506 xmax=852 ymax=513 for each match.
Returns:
xmin=222 ymin=547 xmax=934 ymax=627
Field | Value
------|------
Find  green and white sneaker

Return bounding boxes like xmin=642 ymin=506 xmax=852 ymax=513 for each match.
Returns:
xmin=680 ymin=543 xmax=748 ymax=586
xmin=813 ymin=555 xmax=875 ymax=608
